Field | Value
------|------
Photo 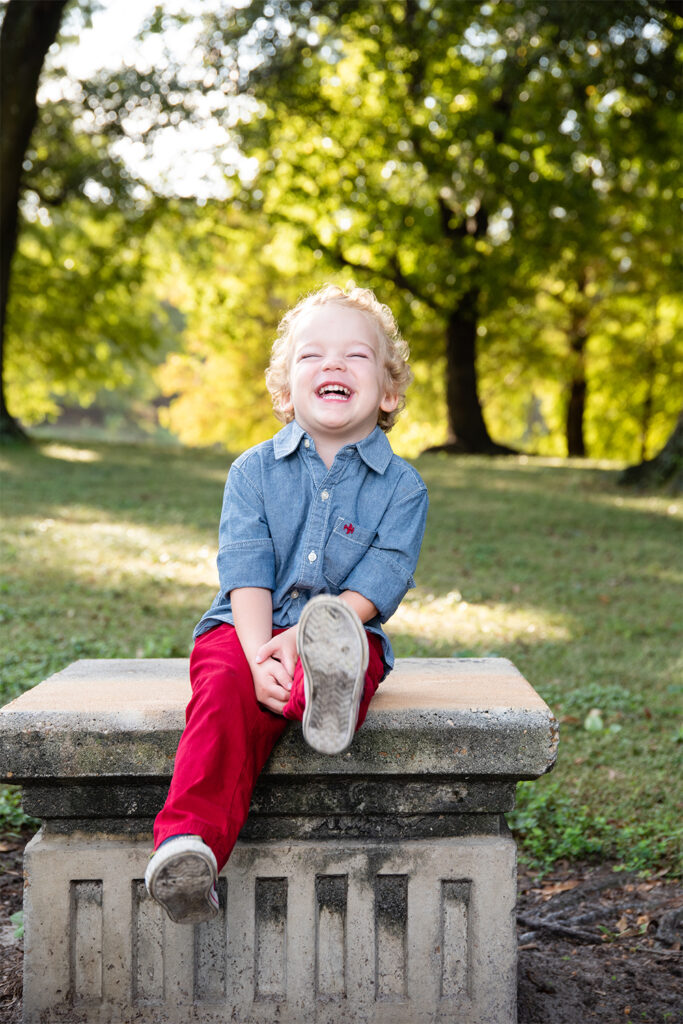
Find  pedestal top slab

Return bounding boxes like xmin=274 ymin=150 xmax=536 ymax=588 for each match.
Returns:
xmin=0 ymin=658 xmax=558 ymax=781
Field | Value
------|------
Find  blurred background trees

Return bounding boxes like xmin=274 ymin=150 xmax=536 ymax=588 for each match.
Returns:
xmin=0 ymin=0 xmax=67 ymax=437
xmin=1 ymin=0 xmax=680 ymax=467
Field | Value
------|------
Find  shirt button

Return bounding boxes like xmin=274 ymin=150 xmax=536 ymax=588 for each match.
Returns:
xmin=308 ymin=551 xmax=317 ymax=562
xmin=304 ymin=439 xmax=310 ymax=448
xmin=320 ymin=490 xmax=329 ymax=501
xmin=291 ymin=589 xmax=299 ymax=599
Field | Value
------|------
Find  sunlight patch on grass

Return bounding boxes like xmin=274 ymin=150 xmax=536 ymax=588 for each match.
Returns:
xmin=491 ymin=455 xmax=626 ymax=472
xmin=41 ymin=443 xmax=101 ymax=463
xmin=585 ymin=491 xmax=683 ymax=517
xmin=8 ymin=515 xmax=218 ymax=588
xmin=387 ymin=589 xmax=572 ymax=653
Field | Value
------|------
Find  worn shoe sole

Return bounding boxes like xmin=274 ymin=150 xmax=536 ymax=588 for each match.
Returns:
xmin=298 ymin=595 xmax=369 ymax=755
xmin=144 ymin=836 xmax=219 ymax=925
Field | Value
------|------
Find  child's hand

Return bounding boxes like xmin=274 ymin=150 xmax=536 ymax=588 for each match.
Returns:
xmin=251 ymin=658 xmax=293 ymax=715
xmin=256 ymin=626 xmax=299 ymax=679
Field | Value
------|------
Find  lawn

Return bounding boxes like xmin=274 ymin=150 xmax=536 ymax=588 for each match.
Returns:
xmin=1 ymin=437 xmax=681 ymax=874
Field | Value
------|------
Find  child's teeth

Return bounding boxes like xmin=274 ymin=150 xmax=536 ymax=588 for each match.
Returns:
xmin=320 ymin=385 xmax=349 ymax=396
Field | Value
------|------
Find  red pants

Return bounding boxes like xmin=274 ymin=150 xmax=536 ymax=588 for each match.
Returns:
xmin=153 ymin=623 xmax=385 ymax=871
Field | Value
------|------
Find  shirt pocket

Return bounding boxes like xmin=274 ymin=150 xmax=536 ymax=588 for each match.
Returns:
xmin=323 ymin=516 xmax=376 ymax=587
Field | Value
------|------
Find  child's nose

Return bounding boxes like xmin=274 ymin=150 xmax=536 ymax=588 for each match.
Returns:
xmin=322 ymin=351 xmax=346 ymax=370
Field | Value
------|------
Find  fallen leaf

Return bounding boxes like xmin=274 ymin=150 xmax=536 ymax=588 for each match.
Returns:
xmin=541 ymin=879 xmax=581 ymax=900
xmin=584 ymin=707 xmax=604 ymax=731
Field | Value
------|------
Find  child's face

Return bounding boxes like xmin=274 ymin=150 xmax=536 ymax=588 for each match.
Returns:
xmin=283 ymin=303 xmax=398 ymax=446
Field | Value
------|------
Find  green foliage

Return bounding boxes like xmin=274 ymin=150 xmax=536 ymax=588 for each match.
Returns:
xmin=151 ymin=205 xmax=447 ymax=454
xmin=197 ymin=0 xmax=682 ymax=457
xmin=6 ymin=85 xmax=181 ymax=424
xmin=4 ymin=12 xmax=191 ymax=429
xmin=10 ymin=910 xmax=24 ymax=940
xmin=0 ymin=786 xmax=38 ymax=835
xmin=6 ymin=195 xmax=179 ymax=423
xmin=559 ymin=682 xmax=645 ymax=717
xmin=6 ymin=1 xmax=681 ymax=458
xmin=509 ymin=780 xmax=681 ymax=876
xmin=154 ymin=207 xmax=321 ymax=449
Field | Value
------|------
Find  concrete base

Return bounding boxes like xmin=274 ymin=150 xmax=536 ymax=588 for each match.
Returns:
xmin=4 ymin=657 xmax=557 ymax=1024
xmin=24 ymin=829 xmax=517 ymax=1024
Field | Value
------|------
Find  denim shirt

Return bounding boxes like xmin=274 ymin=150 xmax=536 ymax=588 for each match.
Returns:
xmin=195 ymin=420 xmax=429 ymax=677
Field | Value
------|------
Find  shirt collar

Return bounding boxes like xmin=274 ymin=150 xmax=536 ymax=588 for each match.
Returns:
xmin=273 ymin=420 xmax=306 ymax=459
xmin=355 ymin=426 xmax=393 ymax=473
xmin=272 ymin=421 xmax=393 ymax=474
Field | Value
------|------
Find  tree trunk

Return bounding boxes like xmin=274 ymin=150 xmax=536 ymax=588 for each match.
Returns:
xmin=565 ymin=277 xmax=589 ymax=457
xmin=566 ymin=367 xmax=587 ymax=457
xmin=425 ymin=293 xmax=515 ymax=455
xmin=619 ymin=409 xmax=683 ymax=491
xmin=0 ymin=0 xmax=68 ymax=441
xmin=639 ymin=335 xmax=658 ymax=463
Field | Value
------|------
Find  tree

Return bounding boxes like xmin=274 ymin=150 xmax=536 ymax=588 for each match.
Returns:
xmin=154 ymin=205 xmax=309 ymax=449
xmin=619 ymin=408 xmax=683 ymax=490
xmin=196 ymin=0 xmax=681 ymax=454
xmin=5 ymin=190 xmax=178 ymax=425
xmin=3 ymin=0 xmax=679 ymax=458
xmin=1 ymin=0 xmax=198 ymax=436
xmin=0 ymin=0 xmax=68 ymax=439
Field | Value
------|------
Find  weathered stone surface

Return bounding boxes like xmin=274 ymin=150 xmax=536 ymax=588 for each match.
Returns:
xmin=237 ymin=810 xmax=505 ymax=842
xmin=0 ymin=656 xmax=558 ymax=781
xmin=23 ymin=829 xmax=517 ymax=1024
xmin=22 ymin=776 xmax=517 ymax=820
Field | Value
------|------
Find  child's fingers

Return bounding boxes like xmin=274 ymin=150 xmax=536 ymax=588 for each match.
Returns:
xmin=279 ymin=648 xmax=297 ymax=678
xmin=255 ymin=638 xmax=274 ymax=664
xmin=261 ymin=681 xmax=289 ymax=714
xmin=254 ymin=665 xmax=291 ymax=708
xmin=269 ymin=660 xmax=292 ymax=691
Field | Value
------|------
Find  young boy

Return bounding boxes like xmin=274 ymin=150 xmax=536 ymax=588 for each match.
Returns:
xmin=145 ymin=284 xmax=429 ymax=924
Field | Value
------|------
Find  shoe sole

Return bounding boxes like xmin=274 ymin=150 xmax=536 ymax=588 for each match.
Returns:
xmin=145 ymin=839 xmax=218 ymax=925
xmin=299 ymin=595 xmax=369 ymax=755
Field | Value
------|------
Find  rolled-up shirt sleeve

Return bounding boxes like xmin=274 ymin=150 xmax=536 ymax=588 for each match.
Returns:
xmin=216 ymin=462 xmax=275 ymax=596
xmin=342 ymin=482 xmax=429 ymax=621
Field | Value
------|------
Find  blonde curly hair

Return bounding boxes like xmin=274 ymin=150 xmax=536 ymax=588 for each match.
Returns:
xmin=266 ymin=285 xmax=412 ymax=432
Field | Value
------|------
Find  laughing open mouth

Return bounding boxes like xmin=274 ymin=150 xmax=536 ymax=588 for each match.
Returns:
xmin=317 ymin=384 xmax=351 ymax=399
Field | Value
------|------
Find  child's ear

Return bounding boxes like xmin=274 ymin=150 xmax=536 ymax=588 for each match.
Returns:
xmin=380 ymin=391 xmax=400 ymax=414
xmin=281 ymin=390 xmax=294 ymax=415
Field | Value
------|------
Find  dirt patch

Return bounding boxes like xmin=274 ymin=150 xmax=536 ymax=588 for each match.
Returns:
xmin=517 ymin=862 xmax=682 ymax=1023
xmin=1 ymin=833 xmax=681 ymax=1023
xmin=0 ymin=835 xmax=25 ymax=1024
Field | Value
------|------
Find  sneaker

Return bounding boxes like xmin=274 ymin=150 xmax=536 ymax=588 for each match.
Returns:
xmin=144 ymin=835 xmax=219 ymax=924
xmin=298 ymin=595 xmax=369 ymax=755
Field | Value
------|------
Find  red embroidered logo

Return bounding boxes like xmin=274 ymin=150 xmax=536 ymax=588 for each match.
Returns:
xmin=343 ymin=523 xmax=355 ymax=535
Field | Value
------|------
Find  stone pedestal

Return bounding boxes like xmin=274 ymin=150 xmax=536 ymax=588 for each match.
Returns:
xmin=0 ymin=657 xmax=558 ymax=1024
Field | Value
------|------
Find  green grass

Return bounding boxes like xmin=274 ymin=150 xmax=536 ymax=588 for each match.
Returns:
xmin=1 ymin=438 xmax=681 ymax=873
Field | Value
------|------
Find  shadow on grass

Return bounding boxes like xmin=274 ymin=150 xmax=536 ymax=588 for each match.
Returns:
xmin=0 ymin=437 xmax=237 ymax=529
xmin=0 ymin=562 xmax=210 ymax=704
